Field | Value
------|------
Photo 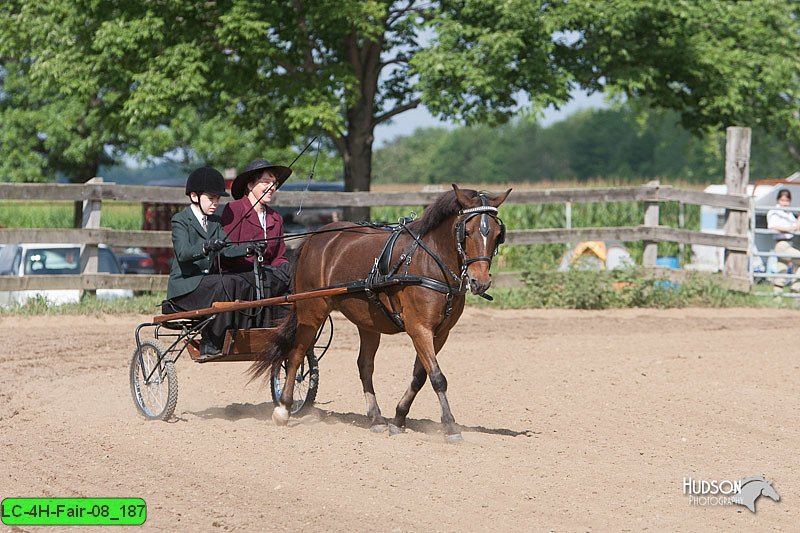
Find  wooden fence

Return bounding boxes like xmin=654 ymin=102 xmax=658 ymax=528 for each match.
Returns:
xmin=0 ymin=180 xmax=751 ymax=293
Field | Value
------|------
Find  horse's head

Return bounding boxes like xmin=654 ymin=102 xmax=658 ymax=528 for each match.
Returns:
xmin=452 ymin=184 xmax=512 ymax=295
xmin=761 ymin=481 xmax=780 ymax=502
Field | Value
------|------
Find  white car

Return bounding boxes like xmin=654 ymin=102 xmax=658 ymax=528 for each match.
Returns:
xmin=0 ymin=243 xmax=133 ymax=307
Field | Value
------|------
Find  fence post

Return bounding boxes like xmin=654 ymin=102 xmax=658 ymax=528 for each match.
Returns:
xmin=723 ymin=127 xmax=751 ymax=279
xmin=642 ymin=180 xmax=660 ymax=267
xmin=678 ymin=202 xmax=685 ymax=266
xmin=79 ymin=177 xmax=103 ymax=298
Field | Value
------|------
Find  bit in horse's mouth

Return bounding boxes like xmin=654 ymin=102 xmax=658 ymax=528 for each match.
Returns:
xmin=468 ymin=277 xmax=491 ymax=295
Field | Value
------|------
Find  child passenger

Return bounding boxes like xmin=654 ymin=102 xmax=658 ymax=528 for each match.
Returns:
xmin=162 ymin=166 xmax=255 ymax=358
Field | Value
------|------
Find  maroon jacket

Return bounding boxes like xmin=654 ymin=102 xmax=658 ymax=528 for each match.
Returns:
xmin=220 ymin=196 xmax=288 ymax=272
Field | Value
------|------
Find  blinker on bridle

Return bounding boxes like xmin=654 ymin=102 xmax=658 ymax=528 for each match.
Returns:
xmin=454 ymin=193 xmax=506 ymax=276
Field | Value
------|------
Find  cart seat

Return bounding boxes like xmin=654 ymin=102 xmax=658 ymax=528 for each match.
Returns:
xmin=158 ymin=317 xmax=207 ymax=331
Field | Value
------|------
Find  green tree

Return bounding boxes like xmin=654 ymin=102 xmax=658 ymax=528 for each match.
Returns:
xmin=373 ymin=128 xmax=450 ymax=183
xmin=560 ymin=0 xmax=800 ymax=159
xmin=0 ymin=2 xmax=320 ymax=183
xmin=373 ymin=104 xmax=797 ymax=185
xmin=0 ymin=0 xmax=568 ymax=198
xmin=2 ymin=0 xmax=798 ymax=207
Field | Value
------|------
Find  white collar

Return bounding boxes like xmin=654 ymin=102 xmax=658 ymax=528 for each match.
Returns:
xmin=190 ymin=204 xmax=207 ymax=227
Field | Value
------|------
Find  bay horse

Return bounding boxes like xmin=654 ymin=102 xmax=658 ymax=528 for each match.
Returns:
xmin=251 ymin=184 xmax=511 ymax=442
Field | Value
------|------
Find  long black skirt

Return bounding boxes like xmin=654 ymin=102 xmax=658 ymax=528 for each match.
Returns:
xmin=162 ymin=272 xmax=258 ymax=346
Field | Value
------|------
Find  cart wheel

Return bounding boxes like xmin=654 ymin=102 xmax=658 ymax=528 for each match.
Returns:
xmin=130 ymin=340 xmax=178 ymax=421
xmin=271 ymin=349 xmax=319 ymax=416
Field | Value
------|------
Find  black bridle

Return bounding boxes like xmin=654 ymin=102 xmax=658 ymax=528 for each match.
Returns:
xmin=454 ymin=195 xmax=506 ymax=283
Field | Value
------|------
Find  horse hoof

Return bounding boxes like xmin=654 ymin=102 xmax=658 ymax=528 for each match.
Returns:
xmin=388 ymin=424 xmax=404 ymax=436
xmin=445 ymin=433 xmax=463 ymax=444
xmin=370 ymin=423 xmax=388 ymax=433
xmin=272 ymin=405 xmax=290 ymax=426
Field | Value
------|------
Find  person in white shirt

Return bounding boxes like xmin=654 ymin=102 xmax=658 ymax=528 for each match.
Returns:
xmin=766 ymin=189 xmax=800 ymax=293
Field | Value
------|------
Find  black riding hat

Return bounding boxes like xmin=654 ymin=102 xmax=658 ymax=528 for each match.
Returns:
xmin=231 ymin=159 xmax=292 ymax=200
xmin=185 ymin=166 xmax=229 ymax=197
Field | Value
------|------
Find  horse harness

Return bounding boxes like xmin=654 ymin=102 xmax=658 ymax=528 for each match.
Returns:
xmin=351 ymin=194 xmax=506 ymax=331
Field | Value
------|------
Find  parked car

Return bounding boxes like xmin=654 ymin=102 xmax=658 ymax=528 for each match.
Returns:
xmin=114 ymin=247 xmax=155 ymax=274
xmin=0 ymin=243 xmax=133 ymax=307
xmin=274 ymin=181 xmax=345 ymax=234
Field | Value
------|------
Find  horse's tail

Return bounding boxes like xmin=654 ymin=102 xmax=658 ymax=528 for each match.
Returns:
xmin=249 ymin=238 xmax=308 ymax=381
xmin=248 ymin=308 xmax=297 ymax=382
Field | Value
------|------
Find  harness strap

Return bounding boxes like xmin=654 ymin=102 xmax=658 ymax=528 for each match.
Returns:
xmin=463 ymin=255 xmax=495 ymax=266
xmin=326 ymin=275 xmax=462 ymax=296
xmin=402 ymin=227 xmax=462 ymax=288
xmin=365 ymin=226 xmax=410 ymax=330
xmin=307 ymin=208 xmax=495 ymax=332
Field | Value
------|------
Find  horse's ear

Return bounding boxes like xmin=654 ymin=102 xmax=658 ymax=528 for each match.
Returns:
xmin=452 ymin=184 xmax=473 ymax=208
xmin=490 ymin=188 xmax=512 ymax=208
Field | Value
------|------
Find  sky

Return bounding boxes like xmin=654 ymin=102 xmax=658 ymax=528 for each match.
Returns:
xmin=373 ymin=89 xmax=608 ymax=147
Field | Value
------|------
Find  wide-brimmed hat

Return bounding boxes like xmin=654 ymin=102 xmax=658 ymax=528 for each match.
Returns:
xmin=185 ymin=166 xmax=229 ymax=197
xmin=231 ymin=159 xmax=292 ymax=200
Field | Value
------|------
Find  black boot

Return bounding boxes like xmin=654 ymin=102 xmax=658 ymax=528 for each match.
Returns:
xmin=198 ymin=339 xmax=222 ymax=361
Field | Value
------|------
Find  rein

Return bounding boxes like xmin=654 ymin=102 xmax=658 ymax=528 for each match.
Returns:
xmin=224 ymin=193 xmax=506 ymax=331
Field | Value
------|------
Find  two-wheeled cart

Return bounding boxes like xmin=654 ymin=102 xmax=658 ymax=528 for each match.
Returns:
xmin=129 ymin=286 xmax=350 ymax=421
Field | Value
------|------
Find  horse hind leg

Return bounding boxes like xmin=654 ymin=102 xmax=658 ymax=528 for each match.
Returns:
xmin=357 ymin=327 xmax=388 ymax=432
xmin=273 ymin=299 xmax=330 ymax=425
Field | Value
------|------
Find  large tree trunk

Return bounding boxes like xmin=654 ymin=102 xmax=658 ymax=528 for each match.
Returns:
xmin=337 ymin=33 xmax=384 ymax=222
xmin=341 ymin=126 xmax=374 ymax=222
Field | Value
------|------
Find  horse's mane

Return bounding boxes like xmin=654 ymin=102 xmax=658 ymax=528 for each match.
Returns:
xmin=407 ymin=188 xmax=477 ymax=235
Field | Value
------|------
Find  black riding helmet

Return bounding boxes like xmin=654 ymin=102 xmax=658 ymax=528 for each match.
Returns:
xmin=185 ymin=166 xmax=230 ymax=197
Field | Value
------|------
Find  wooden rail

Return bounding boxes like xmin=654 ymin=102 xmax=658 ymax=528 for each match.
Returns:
xmin=0 ymin=225 xmax=748 ymax=251
xmin=0 ymin=177 xmax=752 ymax=293
xmin=0 ymin=182 xmax=749 ymax=210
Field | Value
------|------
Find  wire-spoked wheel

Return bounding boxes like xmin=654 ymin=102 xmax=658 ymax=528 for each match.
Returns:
xmin=130 ymin=340 xmax=178 ymax=421
xmin=270 ymin=315 xmax=332 ymax=415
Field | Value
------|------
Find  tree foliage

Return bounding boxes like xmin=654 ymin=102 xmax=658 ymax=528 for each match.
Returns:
xmin=558 ymin=0 xmax=800 ymax=155
xmin=1 ymin=0 xmax=798 ymax=190
xmin=372 ymin=105 xmax=797 ymax=184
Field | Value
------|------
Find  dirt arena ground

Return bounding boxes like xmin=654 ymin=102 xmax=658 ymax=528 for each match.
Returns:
xmin=1 ymin=307 xmax=798 ymax=531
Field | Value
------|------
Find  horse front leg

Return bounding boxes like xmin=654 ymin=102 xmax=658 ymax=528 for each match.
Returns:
xmin=389 ymin=355 xmax=427 ymax=434
xmin=395 ymin=330 xmax=461 ymax=443
xmin=356 ymin=327 xmax=387 ymax=432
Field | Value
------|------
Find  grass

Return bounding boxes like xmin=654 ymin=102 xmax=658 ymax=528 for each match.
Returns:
xmin=0 ymin=200 xmax=143 ymax=230
xmin=0 ymin=293 xmax=166 ymax=316
xmin=0 ymin=272 xmax=789 ymax=317
xmin=468 ymin=268 xmax=787 ymax=310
